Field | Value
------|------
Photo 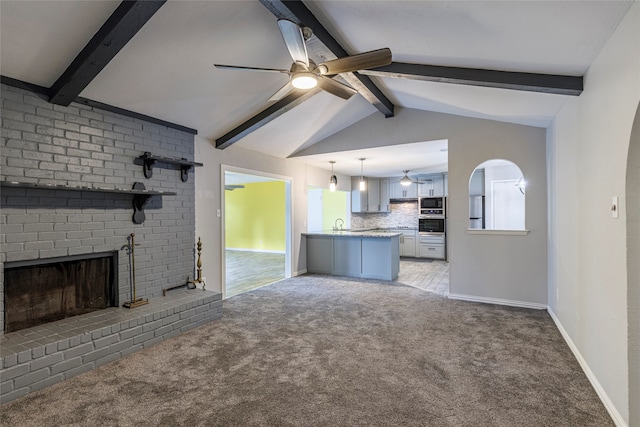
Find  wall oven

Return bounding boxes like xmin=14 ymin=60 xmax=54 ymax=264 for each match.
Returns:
xmin=418 ymin=217 xmax=445 ymax=234
xmin=419 ymin=197 xmax=445 ymax=217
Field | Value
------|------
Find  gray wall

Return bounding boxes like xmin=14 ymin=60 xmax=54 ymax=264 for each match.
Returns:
xmin=0 ymin=84 xmax=197 ymax=334
xmin=546 ymin=2 xmax=639 ymax=423
xmin=294 ymin=107 xmax=547 ymax=306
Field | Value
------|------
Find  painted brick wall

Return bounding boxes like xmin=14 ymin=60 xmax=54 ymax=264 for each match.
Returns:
xmin=0 ymin=84 xmax=197 ymax=334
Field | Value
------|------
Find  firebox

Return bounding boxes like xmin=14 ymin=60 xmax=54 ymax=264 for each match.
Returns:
xmin=4 ymin=252 xmax=118 ymax=333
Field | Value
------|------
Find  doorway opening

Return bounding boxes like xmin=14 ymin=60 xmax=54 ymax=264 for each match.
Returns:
xmin=222 ymin=166 xmax=292 ymax=298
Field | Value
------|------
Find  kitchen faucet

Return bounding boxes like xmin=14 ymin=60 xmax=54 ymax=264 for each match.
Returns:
xmin=333 ymin=218 xmax=345 ymax=231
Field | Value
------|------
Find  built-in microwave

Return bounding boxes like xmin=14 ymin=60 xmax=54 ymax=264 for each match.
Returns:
xmin=418 ymin=217 xmax=445 ymax=234
xmin=419 ymin=197 xmax=445 ymax=217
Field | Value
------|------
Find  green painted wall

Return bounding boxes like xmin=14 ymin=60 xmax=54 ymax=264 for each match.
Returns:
xmin=322 ymin=189 xmax=348 ymax=231
xmin=225 ymin=181 xmax=285 ymax=252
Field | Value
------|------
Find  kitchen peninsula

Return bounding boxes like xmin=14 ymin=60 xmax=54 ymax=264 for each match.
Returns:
xmin=303 ymin=230 xmax=400 ymax=280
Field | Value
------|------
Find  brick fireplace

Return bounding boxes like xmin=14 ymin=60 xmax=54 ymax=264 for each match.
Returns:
xmin=4 ymin=252 xmax=118 ymax=333
xmin=0 ymin=84 xmax=222 ymax=403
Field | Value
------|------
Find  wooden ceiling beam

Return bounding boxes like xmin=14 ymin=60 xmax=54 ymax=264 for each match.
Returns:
xmin=215 ymin=89 xmax=320 ymax=150
xmin=49 ymin=1 xmax=166 ymax=106
xmin=360 ymin=62 xmax=583 ymax=96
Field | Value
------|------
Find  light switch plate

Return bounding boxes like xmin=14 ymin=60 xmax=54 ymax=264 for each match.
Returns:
xmin=612 ymin=196 xmax=619 ymax=219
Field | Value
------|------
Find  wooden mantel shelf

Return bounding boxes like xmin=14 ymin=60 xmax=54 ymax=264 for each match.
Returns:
xmin=136 ymin=152 xmax=203 ymax=182
xmin=1 ymin=181 xmax=176 ymax=224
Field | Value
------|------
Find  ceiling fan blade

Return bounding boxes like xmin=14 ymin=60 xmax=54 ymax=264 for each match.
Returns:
xmin=268 ymin=81 xmax=294 ymax=102
xmin=318 ymin=77 xmax=357 ymax=100
xmin=214 ymin=64 xmax=289 ymax=74
xmin=277 ymin=19 xmax=308 ymax=67
xmin=318 ymin=48 xmax=392 ymax=75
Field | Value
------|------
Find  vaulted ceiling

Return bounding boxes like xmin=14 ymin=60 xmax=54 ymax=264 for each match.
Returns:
xmin=0 ymin=0 xmax=634 ymax=177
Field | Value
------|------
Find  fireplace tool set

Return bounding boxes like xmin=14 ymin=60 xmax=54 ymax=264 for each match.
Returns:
xmin=120 ymin=232 xmax=148 ymax=308
xmin=163 ymin=237 xmax=206 ymax=296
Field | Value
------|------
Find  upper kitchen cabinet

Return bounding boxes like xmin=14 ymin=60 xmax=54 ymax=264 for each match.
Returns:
xmin=418 ymin=173 xmax=445 ymax=197
xmin=443 ymin=173 xmax=448 ymax=197
xmin=352 ymin=177 xmax=390 ymax=213
xmin=380 ymin=179 xmax=390 ymax=212
xmin=469 ymin=169 xmax=485 ymax=196
xmin=389 ymin=180 xmax=418 ymax=199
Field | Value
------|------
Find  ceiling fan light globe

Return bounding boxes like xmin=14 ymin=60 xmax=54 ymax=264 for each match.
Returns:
xmin=291 ymin=73 xmax=317 ymax=89
xmin=400 ymin=176 xmax=412 ymax=186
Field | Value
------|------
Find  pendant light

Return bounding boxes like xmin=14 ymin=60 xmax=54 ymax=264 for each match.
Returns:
xmin=329 ymin=161 xmax=337 ymax=192
xmin=400 ymin=170 xmax=413 ymax=187
xmin=359 ymin=158 xmax=366 ymax=191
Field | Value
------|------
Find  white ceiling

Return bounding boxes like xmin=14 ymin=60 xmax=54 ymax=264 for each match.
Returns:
xmin=0 ymin=0 xmax=634 ymax=178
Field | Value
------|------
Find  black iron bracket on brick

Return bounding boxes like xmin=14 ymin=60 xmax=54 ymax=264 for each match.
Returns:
xmin=0 ymin=181 xmax=176 ymax=225
xmin=136 ymin=152 xmax=203 ymax=182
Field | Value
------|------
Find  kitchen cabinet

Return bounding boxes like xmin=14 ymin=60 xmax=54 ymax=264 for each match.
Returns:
xmin=306 ymin=235 xmax=333 ymax=274
xmin=368 ymin=178 xmax=380 ymax=211
xmin=351 ymin=177 xmax=390 ymax=213
xmin=389 ymin=180 xmax=417 ymax=199
xmin=380 ymin=179 xmax=390 ymax=212
xmin=333 ymin=237 xmax=362 ymax=277
xmin=305 ymin=232 xmax=400 ymax=280
xmin=362 ymin=237 xmax=399 ymax=280
xmin=443 ymin=173 xmax=448 ymax=197
xmin=391 ymin=229 xmax=417 ymax=257
xmin=418 ymin=173 xmax=445 ymax=197
xmin=418 ymin=234 xmax=446 ymax=260
xmin=469 ymin=169 xmax=485 ymax=196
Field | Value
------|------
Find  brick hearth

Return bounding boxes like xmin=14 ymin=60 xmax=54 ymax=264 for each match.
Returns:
xmin=0 ymin=289 xmax=222 ymax=404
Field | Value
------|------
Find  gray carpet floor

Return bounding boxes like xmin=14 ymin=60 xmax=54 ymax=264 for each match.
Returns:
xmin=0 ymin=274 xmax=612 ymax=426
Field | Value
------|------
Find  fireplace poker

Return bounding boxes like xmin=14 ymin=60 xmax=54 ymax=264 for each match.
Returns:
xmin=121 ymin=232 xmax=148 ymax=308
xmin=163 ymin=237 xmax=206 ymax=296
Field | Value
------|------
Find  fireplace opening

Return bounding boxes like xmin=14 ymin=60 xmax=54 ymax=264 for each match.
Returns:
xmin=4 ymin=252 xmax=118 ymax=333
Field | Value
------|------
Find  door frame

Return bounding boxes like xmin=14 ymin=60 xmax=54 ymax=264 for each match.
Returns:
xmin=220 ymin=165 xmax=293 ymax=299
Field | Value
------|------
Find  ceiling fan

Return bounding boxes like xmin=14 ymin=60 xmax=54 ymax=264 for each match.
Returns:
xmin=399 ymin=170 xmax=427 ymax=186
xmin=214 ymin=19 xmax=392 ymax=102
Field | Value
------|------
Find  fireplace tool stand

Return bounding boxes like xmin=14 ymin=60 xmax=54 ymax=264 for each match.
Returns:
xmin=163 ymin=237 xmax=205 ymax=296
xmin=121 ymin=232 xmax=148 ymax=308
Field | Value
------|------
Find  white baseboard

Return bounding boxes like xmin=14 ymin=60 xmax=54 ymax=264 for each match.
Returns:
xmin=447 ymin=293 xmax=547 ymax=310
xmin=548 ymin=308 xmax=627 ymax=427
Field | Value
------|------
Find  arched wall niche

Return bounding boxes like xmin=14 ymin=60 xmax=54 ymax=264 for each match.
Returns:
xmin=468 ymin=159 xmax=526 ymax=231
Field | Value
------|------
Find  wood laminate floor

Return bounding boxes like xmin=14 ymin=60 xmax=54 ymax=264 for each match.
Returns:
xmin=226 ymin=250 xmax=449 ymax=298
xmin=225 ymin=250 xmax=285 ymax=298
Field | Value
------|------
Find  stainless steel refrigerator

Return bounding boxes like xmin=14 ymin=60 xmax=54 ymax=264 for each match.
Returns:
xmin=469 ymin=195 xmax=484 ymax=229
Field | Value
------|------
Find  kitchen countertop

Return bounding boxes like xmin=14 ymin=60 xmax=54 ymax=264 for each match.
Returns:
xmin=303 ymin=229 xmax=402 ymax=238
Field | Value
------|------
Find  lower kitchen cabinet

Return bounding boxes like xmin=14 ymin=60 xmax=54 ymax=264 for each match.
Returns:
xmin=391 ymin=229 xmax=417 ymax=257
xmin=362 ymin=238 xmax=399 ymax=280
xmin=305 ymin=233 xmax=400 ymax=280
xmin=402 ymin=234 xmax=416 ymax=257
xmin=418 ymin=234 xmax=446 ymax=260
xmin=333 ymin=237 xmax=362 ymax=276
xmin=306 ymin=236 xmax=333 ymax=274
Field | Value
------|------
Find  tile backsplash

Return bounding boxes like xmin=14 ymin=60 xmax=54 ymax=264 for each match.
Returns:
xmin=351 ymin=201 xmax=418 ymax=229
